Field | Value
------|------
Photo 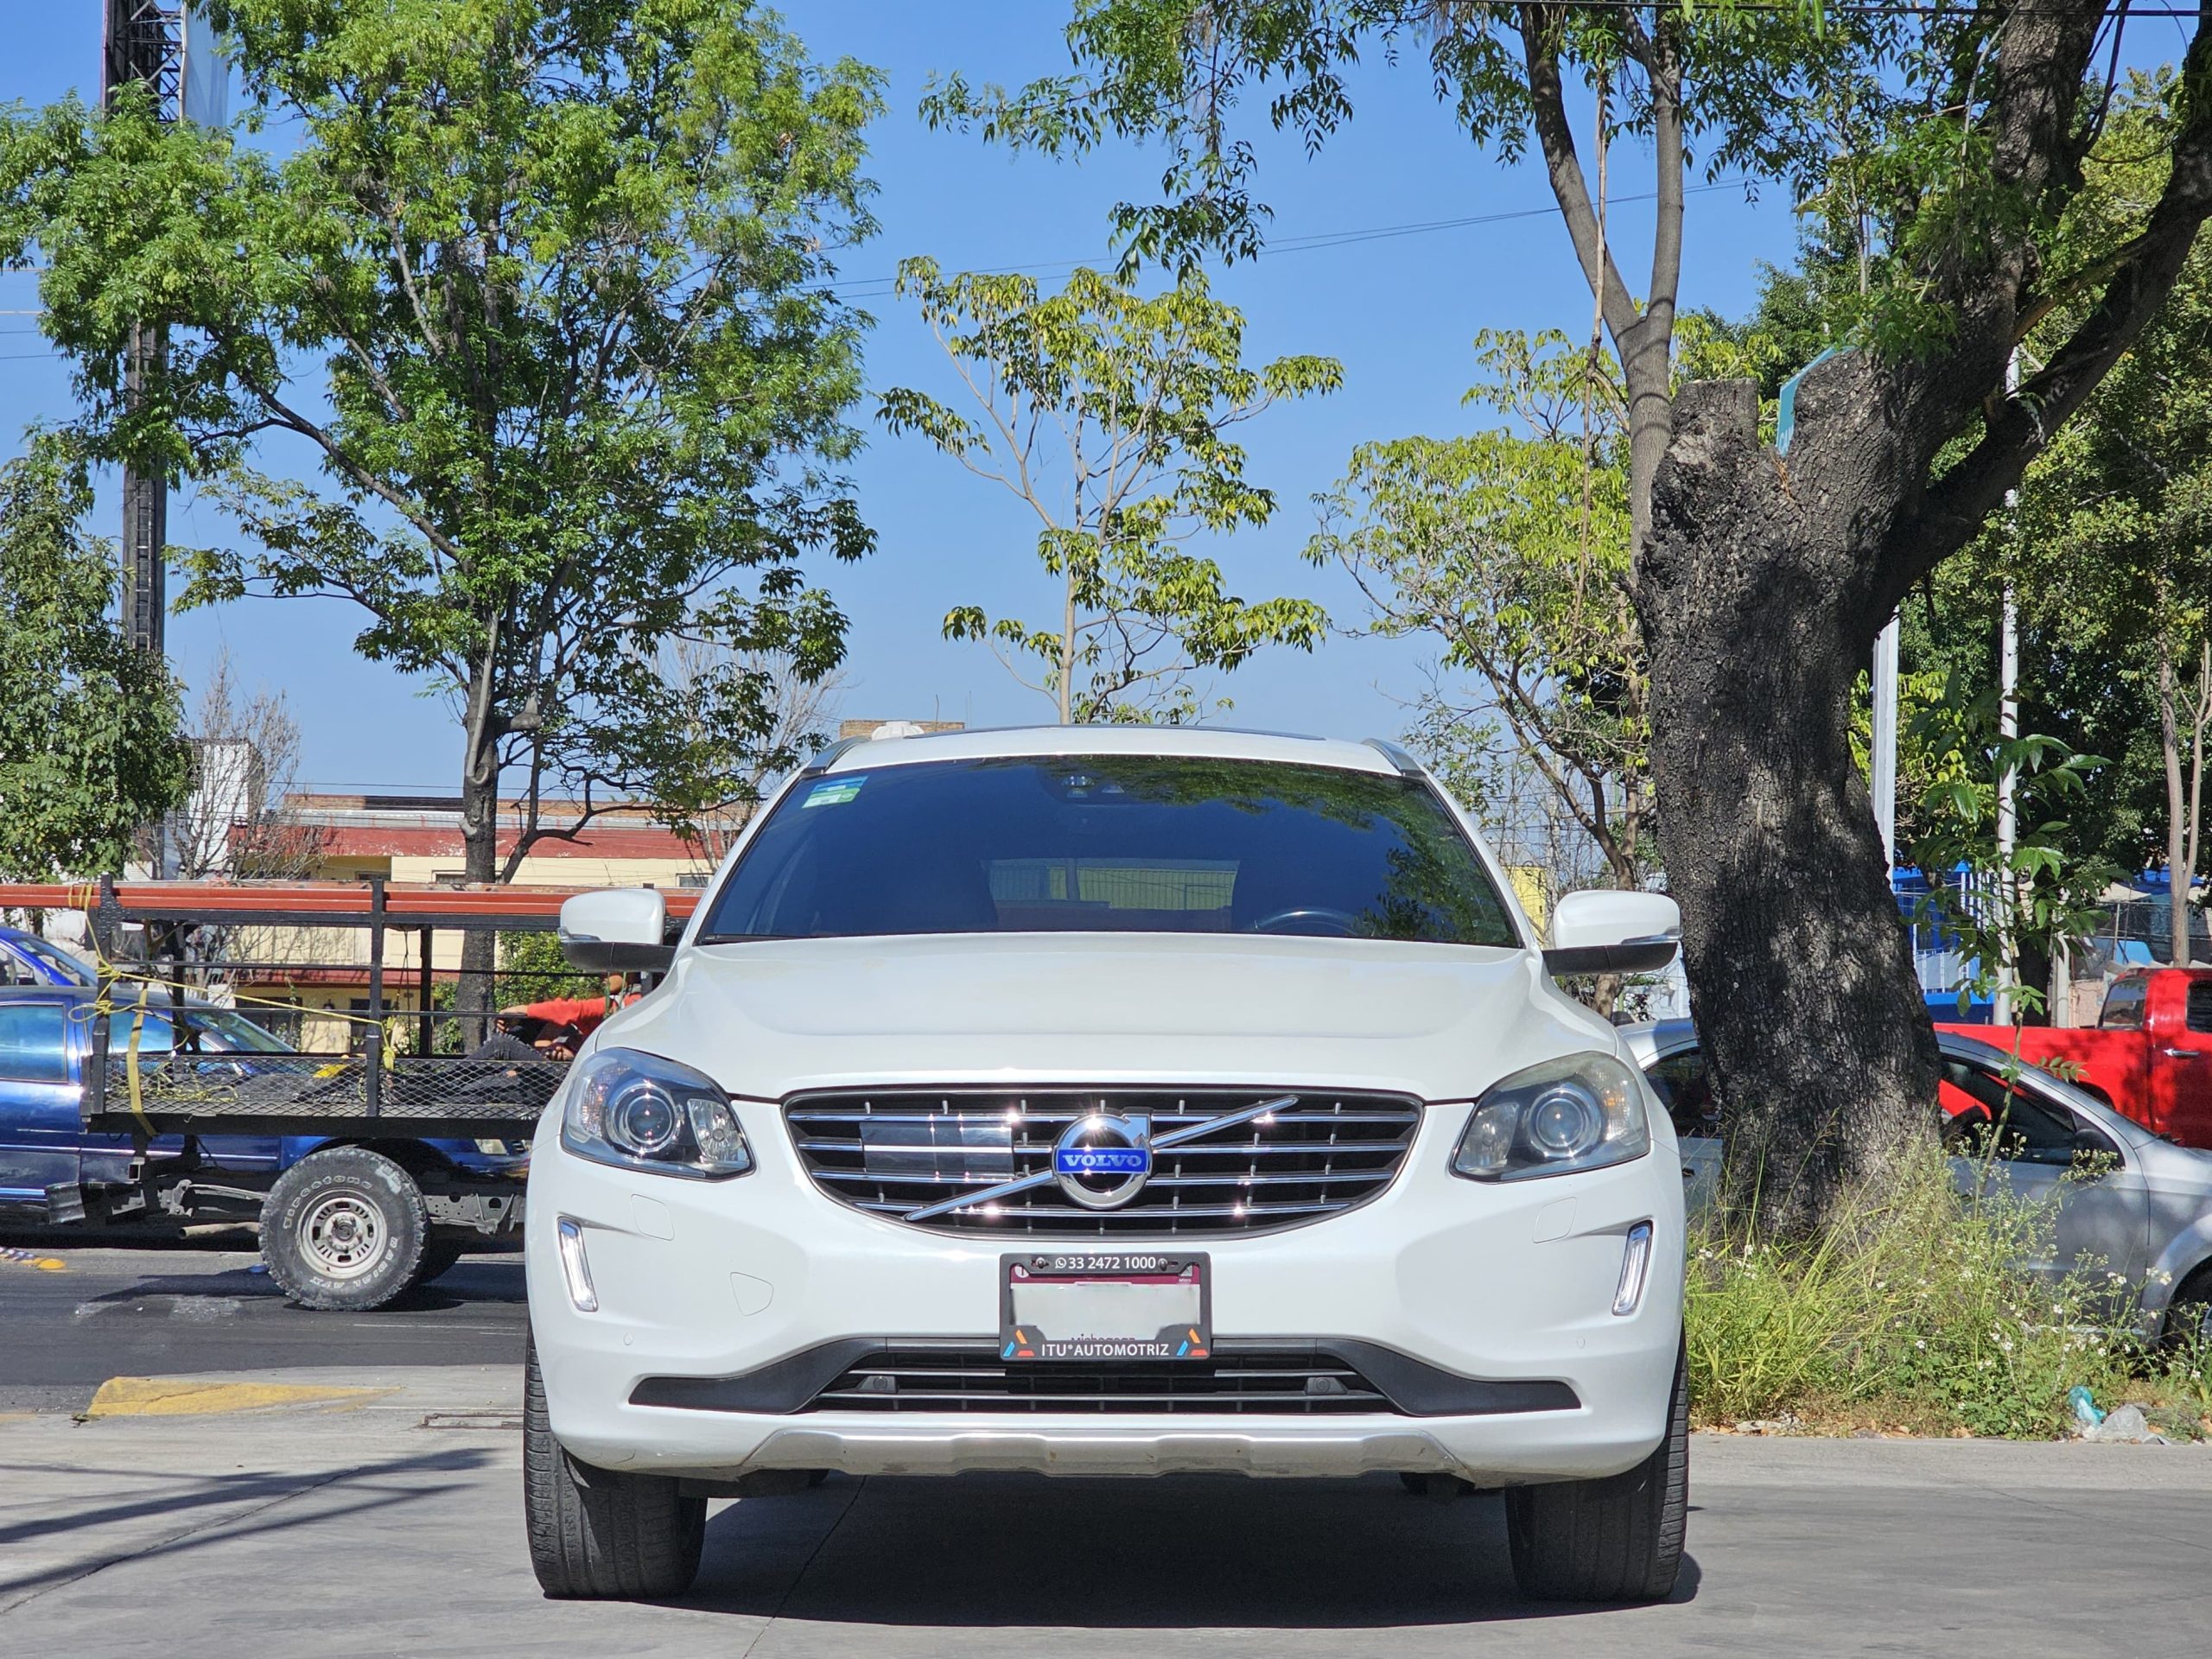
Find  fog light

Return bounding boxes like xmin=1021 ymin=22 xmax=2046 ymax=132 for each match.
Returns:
xmin=556 ymin=1216 xmax=598 ymax=1313
xmin=1611 ymin=1220 xmax=1654 ymax=1316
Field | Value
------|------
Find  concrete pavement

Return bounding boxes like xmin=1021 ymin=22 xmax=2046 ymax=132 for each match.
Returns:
xmin=3 ymin=1366 xmax=2209 ymax=1658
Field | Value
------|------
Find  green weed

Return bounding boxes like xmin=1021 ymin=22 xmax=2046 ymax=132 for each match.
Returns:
xmin=1684 ymin=1148 xmax=2210 ymax=1437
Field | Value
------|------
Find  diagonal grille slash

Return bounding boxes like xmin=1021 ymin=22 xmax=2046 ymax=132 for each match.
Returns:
xmin=783 ymin=1087 xmax=1425 ymax=1237
xmin=901 ymin=1093 xmax=1295 ymax=1223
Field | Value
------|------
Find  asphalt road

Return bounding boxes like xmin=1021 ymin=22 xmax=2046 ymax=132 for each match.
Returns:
xmin=6 ymin=1244 xmax=2211 ymax=1654
xmin=0 ymin=1236 xmax=527 ymax=1413
xmin=2 ymin=1381 xmax=2208 ymax=1659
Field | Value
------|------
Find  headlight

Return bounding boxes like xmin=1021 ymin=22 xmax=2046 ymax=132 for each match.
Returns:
xmin=1451 ymin=1052 xmax=1649 ymax=1182
xmin=561 ymin=1047 xmax=753 ymax=1180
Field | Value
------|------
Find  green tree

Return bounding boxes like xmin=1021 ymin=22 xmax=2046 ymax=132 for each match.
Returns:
xmin=497 ymin=930 xmax=604 ymax=1010
xmin=1898 ymin=674 xmax=2113 ymax=1014
xmin=0 ymin=436 xmax=189 ymax=880
xmin=1811 ymin=84 xmax=2212 ymax=978
xmin=1308 ymin=329 xmax=1650 ymax=891
xmin=880 ymin=260 xmax=1338 ymax=723
xmin=2000 ymin=86 xmax=2212 ymax=969
xmin=925 ymin=3 xmax=2212 ymax=1229
xmin=1 ymin=0 xmax=881 ymax=1020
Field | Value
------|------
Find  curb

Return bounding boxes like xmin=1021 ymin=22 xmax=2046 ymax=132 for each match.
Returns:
xmin=81 ymin=1376 xmax=398 ymax=1419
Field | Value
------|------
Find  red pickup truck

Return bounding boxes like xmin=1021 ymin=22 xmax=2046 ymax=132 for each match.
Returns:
xmin=1939 ymin=968 xmax=2212 ymax=1147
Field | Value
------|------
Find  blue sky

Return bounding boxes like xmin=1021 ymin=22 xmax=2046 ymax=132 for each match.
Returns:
xmin=2 ymin=4 xmax=1884 ymax=791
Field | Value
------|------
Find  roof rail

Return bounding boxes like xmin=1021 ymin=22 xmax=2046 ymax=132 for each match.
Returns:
xmin=1363 ymin=738 xmax=1425 ymax=777
xmin=798 ymin=736 xmax=866 ymax=775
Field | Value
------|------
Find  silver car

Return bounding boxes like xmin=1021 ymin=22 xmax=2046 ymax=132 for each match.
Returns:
xmin=1620 ymin=1020 xmax=2212 ymax=1345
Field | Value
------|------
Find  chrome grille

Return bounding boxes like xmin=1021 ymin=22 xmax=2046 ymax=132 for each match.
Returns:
xmin=805 ymin=1345 xmax=1395 ymax=1414
xmin=783 ymin=1088 xmax=1423 ymax=1236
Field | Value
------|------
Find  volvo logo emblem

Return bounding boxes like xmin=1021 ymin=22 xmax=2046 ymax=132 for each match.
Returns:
xmin=1052 ymin=1113 xmax=1153 ymax=1210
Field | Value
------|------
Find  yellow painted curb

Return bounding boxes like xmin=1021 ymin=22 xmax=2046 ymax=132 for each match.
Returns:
xmin=83 ymin=1377 xmax=398 ymax=1419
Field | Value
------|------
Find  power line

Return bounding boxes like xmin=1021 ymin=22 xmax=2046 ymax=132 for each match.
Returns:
xmin=0 ymin=178 xmax=1755 ymax=327
xmin=830 ymin=179 xmax=1749 ymax=298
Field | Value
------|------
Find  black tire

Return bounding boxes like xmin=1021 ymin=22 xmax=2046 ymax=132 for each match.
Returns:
xmin=524 ymin=1337 xmax=705 ymax=1599
xmin=2163 ymin=1268 xmax=2212 ymax=1353
xmin=417 ymin=1239 xmax=467 ymax=1284
xmin=1506 ymin=1344 xmax=1688 ymax=1603
xmin=259 ymin=1146 xmax=429 ymax=1313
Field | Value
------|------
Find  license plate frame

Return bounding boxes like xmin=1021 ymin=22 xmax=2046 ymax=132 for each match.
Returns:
xmin=999 ymin=1252 xmax=1212 ymax=1362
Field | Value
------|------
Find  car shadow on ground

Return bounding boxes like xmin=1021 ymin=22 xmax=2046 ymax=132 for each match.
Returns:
xmin=391 ymin=1262 xmax=529 ymax=1310
xmin=683 ymin=1471 xmax=1700 ymax=1628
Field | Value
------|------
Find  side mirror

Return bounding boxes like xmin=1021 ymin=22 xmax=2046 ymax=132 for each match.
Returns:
xmin=2069 ymin=1127 xmax=2116 ymax=1175
xmin=1543 ymin=890 xmax=1681 ymax=977
xmin=558 ymin=888 xmax=674 ymax=974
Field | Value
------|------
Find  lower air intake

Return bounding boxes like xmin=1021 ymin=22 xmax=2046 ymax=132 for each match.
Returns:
xmin=805 ymin=1345 xmax=1393 ymax=1414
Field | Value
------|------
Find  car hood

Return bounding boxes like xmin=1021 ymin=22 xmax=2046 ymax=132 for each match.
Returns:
xmin=590 ymin=932 xmax=1616 ymax=1102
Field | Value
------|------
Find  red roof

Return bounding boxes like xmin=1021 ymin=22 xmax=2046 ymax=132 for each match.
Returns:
xmin=313 ymin=823 xmax=701 ymax=860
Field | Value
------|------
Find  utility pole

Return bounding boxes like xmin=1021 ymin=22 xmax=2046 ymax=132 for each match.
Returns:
xmin=102 ymin=2 xmax=187 ymax=662
xmin=1993 ymin=350 xmax=2023 ymax=1026
xmin=1872 ymin=617 xmax=1899 ymax=872
xmin=103 ymin=5 xmax=226 ymax=878
xmin=1857 ymin=196 xmax=1904 ymax=903
xmin=1994 ymin=579 xmax=2019 ymax=1023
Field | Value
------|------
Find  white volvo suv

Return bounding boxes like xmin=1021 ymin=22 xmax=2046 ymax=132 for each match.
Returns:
xmin=524 ymin=726 xmax=1688 ymax=1603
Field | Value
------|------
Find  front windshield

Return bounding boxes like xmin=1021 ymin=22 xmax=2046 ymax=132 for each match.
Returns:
xmin=17 ymin=937 xmax=95 ymax=984
xmin=188 ymin=1007 xmax=293 ymax=1053
xmin=700 ymin=754 xmax=1520 ymax=946
xmin=112 ymin=1005 xmax=293 ymax=1055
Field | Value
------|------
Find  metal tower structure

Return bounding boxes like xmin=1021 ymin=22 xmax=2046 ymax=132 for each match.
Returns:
xmin=103 ymin=2 xmax=188 ymax=658
xmin=104 ymin=1 xmax=187 ymax=121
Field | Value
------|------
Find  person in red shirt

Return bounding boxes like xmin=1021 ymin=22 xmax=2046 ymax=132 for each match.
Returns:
xmin=499 ymin=974 xmax=637 ymax=1059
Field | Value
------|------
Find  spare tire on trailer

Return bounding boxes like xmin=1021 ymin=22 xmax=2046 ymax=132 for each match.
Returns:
xmin=261 ymin=1146 xmax=429 ymax=1312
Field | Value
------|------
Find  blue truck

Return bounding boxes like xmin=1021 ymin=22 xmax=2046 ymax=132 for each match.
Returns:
xmin=0 ymin=918 xmax=537 ymax=1311
xmin=0 ymin=923 xmax=100 ymax=988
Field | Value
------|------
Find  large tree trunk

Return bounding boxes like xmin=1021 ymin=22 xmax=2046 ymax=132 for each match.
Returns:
xmin=456 ymin=764 xmax=500 ymax=1052
xmin=1638 ymin=379 xmax=1941 ymax=1234
xmin=456 ymin=648 xmax=503 ymax=1050
xmin=1521 ymin=0 xmax=2212 ymax=1234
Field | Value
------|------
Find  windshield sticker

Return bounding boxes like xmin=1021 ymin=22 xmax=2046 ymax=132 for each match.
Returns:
xmin=803 ymin=778 xmax=867 ymax=808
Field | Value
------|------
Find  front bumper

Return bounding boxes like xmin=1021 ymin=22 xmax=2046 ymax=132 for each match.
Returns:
xmin=525 ymin=1098 xmax=1684 ymax=1486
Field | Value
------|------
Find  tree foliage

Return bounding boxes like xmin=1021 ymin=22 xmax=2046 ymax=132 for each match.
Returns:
xmin=920 ymin=0 xmax=1884 ymax=540
xmin=1899 ymin=674 xmax=2113 ymax=1013
xmin=1309 ymin=329 xmax=1650 ymax=889
xmin=1771 ymin=79 xmax=2212 ymax=968
xmin=926 ymin=1 xmax=2212 ymax=1234
xmin=880 ymin=259 xmax=1338 ymax=722
xmin=0 ymin=0 xmax=883 ymax=885
xmin=1995 ymin=79 xmax=2212 ymax=965
xmin=0 ymin=436 xmax=190 ymax=880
